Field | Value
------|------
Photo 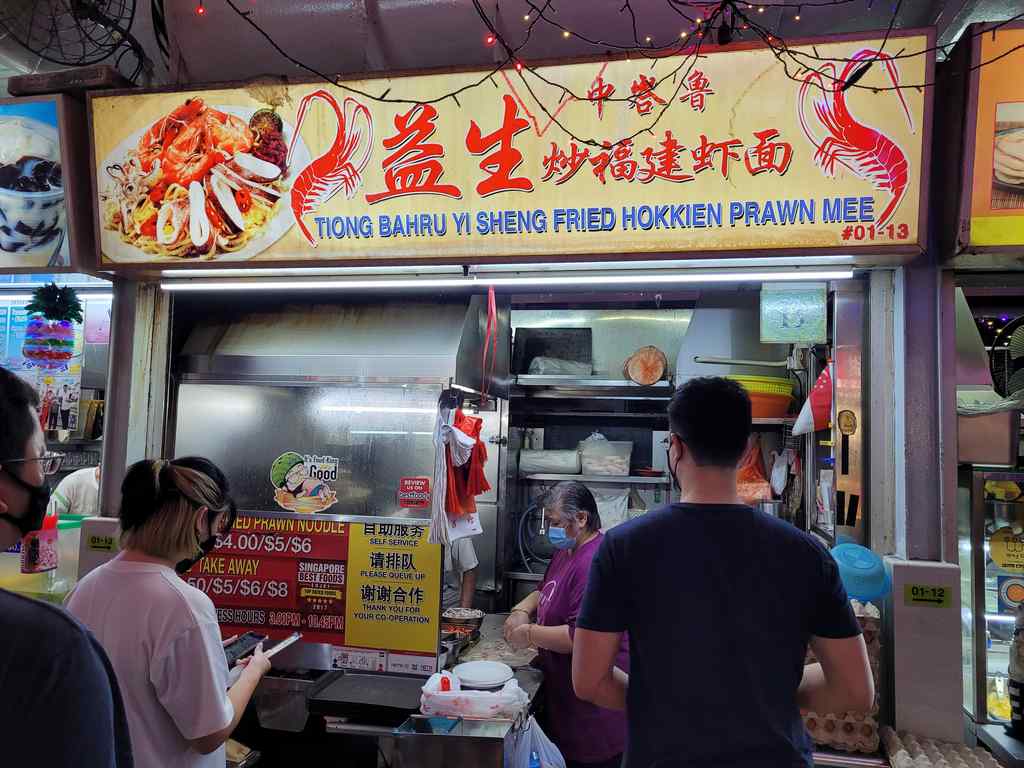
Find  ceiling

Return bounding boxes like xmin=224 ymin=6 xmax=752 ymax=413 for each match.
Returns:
xmin=0 ymin=0 xmax=1019 ymax=90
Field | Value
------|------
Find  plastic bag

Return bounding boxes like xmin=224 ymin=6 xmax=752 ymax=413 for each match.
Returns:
xmin=528 ymin=357 xmax=593 ymax=376
xmin=737 ymin=436 xmax=772 ymax=505
xmin=421 ymin=671 xmax=529 ymax=719
xmin=504 ymin=716 xmax=567 ymax=768
xmin=591 ymin=486 xmax=629 ymax=530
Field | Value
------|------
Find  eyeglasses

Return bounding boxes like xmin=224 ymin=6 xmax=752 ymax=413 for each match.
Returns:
xmin=2 ymin=451 xmax=65 ymax=476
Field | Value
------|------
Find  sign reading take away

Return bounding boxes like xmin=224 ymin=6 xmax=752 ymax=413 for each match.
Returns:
xmin=186 ymin=513 xmax=441 ymax=674
xmin=90 ymin=32 xmax=930 ymax=267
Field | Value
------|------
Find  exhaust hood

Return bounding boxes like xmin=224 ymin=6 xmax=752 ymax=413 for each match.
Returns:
xmin=176 ymin=295 xmax=510 ymax=396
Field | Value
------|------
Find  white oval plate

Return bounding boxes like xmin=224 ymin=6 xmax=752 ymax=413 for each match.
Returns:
xmin=98 ymin=104 xmax=310 ymax=264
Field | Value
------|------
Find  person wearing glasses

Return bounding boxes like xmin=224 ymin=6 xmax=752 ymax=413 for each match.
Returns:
xmin=0 ymin=366 xmax=133 ymax=766
xmin=572 ymin=377 xmax=873 ymax=768
xmin=67 ymin=458 xmax=272 ymax=768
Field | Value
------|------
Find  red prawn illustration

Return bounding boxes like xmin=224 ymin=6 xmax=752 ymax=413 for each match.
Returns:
xmin=798 ymin=49 xmax=915 ymax=228
xmin=287 ymin=90 xmax=373 ymax=247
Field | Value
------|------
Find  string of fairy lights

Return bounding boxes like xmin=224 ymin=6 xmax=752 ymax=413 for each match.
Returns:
xmin=207 ymin=0 xmax=1024 ymax=148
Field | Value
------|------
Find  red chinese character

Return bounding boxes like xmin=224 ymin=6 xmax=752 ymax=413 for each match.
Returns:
xmin=610 ymin=139 xmax=638 ymax=181
xmin=588 ymin=74 xmax=615 ymax=120
xmin=679 ymin=70 xmax=714 ymax=113
xmin=691 ymin=134 xmax=743 ymax=179
xmin=465 ymin=94 xmax=533 ymax=196
xmin=744 ymin=128 xmax=793 ymax=176
xmin=590 ymin=140 xmax=638 ymax=183
xmin=639 ymin=131 xmax=694 ymax=183
xmin=629 ymin=74 xmax=667 ymax=116
xmin=541 ymin=141 xmax=591 ymax=185
xmin=366 ymin=104 xmax=462 ymax=204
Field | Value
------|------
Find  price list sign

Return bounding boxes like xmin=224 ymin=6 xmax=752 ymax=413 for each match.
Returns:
xmin=185 ymin=513 xmax=441 ymax=662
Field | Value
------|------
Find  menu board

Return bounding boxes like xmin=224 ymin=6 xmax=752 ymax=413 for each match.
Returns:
xmin=0 ymin=96 xmax=92 ymax=271
xmin=186 ymin=513 xmax=442 ymax=671
xmin=90 ymin=31 xmax=930 ymax=268
xmin=962 ymin=22 xmax=1024 ymax=249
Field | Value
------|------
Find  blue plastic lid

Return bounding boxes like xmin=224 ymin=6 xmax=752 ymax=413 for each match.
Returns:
xmin=831 ymin=543 xmax=892 ymax=602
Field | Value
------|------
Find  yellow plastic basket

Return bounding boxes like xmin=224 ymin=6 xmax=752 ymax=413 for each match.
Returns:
xmin=727 ymin=375 xmax=794 ymax=397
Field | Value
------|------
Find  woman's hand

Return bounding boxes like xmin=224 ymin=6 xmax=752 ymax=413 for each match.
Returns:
xmin=508 ymin=623 xmax=533 ymax=651
xmin=504 ymin=610 xmax=529 ymax=642
xmin=236 ymin=642 xmax=272 ymax=680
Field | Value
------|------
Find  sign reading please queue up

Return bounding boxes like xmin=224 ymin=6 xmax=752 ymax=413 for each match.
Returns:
xmin=89 ymin=31 xmax=931 ymax=267
xmin=186 ymin=512 xmax=442 ymax=674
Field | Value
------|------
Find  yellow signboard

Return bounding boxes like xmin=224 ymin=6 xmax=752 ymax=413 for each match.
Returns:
xmin=967 ymin=25 xmax=1024 ymax=247
xmin=90 ymin=32 xmax=930 ymax=267
xmin=345 ymin=520 xmax=441 ymax=655
xmin=990 ymin=526 xmax=1024 ymax=573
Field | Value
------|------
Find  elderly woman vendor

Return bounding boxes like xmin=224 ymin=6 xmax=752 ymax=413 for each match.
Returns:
xmin=504 ymin=482 xmax=629 ymax=768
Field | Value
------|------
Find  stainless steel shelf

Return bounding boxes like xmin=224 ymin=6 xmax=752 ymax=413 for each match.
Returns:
xmin=516 ymin=376 xmax=673 ymax=388
xmin=753 ymin=418 xmax=797 ymax=426
xmin=521 ymin=473 xmax=671 ymax=485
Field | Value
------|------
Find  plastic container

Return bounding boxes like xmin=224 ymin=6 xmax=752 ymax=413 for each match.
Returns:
xmin=830 ymin=543 xmax=892 ymax=602
xmin=57 ymin=515 xmax=84 ymax=589
xmin=519 ymin=450 xmax=581 ymax=475
xmin=579 ymin=432 xmax=632 ymax=476
xmin=727 ymin=375 xmax=794 ymax=397
xmin=749 ymin=392 xmax=793 ymax=419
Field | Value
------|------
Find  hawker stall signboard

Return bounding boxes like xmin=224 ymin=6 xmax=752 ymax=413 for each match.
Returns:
xmin=186 ymin=513 xmax=442 ymax=674
xmin=962 ymin=22 xmax=1024 ymax=249
xmin=0 ymin=96 xmax=93 ymax=271
xmin=89 ymin=31 xmax=931 ymax=268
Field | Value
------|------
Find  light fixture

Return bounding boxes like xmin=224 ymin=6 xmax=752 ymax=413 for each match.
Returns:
xmin=645 ymin=35 xmax=652 ymax=43
xmin=0 ymin=292 xmax=114 ymax=302
xmin=523 ymin=13 xmax=530 ymax=21
xmin=680 ymin=31 xmax=688 ymax=38
xmin=563 ymin=30 xmax=571 ymax=39
xmin=320 ymin=406 xmax=436 ymax=414
xmin=485 ymin=33 xmax=496 ymax=46
xmin=196 ymin=0 xmax=205 ymax=15
xmin=514 ymin=60 xmax=524 ymax=72
xmin=160 ymin=270 xmax=854 ymax=293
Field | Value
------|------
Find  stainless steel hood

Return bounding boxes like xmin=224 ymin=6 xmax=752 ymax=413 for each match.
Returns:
xmin=177 ymin=295 xmax=510 ymax=395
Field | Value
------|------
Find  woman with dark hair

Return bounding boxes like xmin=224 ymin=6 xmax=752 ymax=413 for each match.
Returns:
xmin=504 ymin=481 xmax=629 ymax=768
xmin=67 ymin=457 xmax=271 ymax=768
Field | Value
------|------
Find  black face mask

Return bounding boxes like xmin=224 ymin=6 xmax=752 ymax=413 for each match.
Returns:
xmin=175 ymin=502 xmax=236 ymax=574
xmin=175 ymin=533 xmax=218 ymax=574
xmin=0 ymin=470 xmax=51 ymax=537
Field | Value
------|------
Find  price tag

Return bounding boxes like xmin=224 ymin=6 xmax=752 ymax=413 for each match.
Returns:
xmin=903 ymin=583 xmax=951 ymax=608
xmin=87 ymin=535 xmax=117 ymax=552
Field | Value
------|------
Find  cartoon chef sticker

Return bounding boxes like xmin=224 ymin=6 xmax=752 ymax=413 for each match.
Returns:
xmin=271 ymin=451 xmax=340 ymax=513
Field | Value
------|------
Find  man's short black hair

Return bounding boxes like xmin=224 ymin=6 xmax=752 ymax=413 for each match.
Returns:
xmin=668 ymin=376 xmax=751 ymax=468
xmin=0 ymin=367 xmax=40 ymax=462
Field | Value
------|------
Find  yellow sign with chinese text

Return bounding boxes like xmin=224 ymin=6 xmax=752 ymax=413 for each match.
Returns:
xmin=90 ymin=32 xmax=930 ymax=266
xmin=991 ymin=527 xmax=1024 ymax=573
xmin=344 ymin=520 xmax=441 ymax=655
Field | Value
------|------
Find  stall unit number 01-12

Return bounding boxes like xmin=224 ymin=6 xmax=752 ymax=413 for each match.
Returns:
xmin=903 ymin=584 xmax=951 ymax=608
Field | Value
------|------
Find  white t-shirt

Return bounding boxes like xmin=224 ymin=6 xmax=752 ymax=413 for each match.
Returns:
xmin=66 ymin=554 xmax=233 ymax=768
xmin=441 ymin=537 xmax=479 ymax=610
xmin=48 ymin=466 xmax=100 ymax=518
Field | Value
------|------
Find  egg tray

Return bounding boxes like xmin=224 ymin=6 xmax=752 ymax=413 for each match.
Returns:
xmin=882 ymin=728 xmax=1004 ymax=768
xmin=804 ymin=713 xmax=879 ymax=754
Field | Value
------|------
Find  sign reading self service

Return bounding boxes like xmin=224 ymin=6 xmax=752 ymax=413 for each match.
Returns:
xmin=90 ymin=32 xmax=930 ymax=268
xmin=186 ymin=513 xmax=441 ymax=672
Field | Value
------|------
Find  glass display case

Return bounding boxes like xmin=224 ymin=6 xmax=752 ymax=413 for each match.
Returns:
xmin=959 ymin=469 xmax=1024 ymax=725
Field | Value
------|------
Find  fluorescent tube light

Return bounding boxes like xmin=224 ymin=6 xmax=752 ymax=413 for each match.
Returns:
xmin=161 ymin=269 xmax=853 ymax=292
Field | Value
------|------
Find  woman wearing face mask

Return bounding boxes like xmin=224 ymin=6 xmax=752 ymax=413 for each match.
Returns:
xmin=503 ymin=481 xmax=629 ymax=768
xmin=67 ymin=458 xmax=271 ymax=768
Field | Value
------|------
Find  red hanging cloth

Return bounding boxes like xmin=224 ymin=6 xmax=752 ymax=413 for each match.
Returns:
xmin=444 ymin=409 xmax=491 ymax=519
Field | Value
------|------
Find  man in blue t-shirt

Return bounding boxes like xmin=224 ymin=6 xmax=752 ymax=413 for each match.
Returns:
xmin=0 ymin=366 xmax=133 ymax=766
xmin=573 ymin=376 xmax=872 ymax=768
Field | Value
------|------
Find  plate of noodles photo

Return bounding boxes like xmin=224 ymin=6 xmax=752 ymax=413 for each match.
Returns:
xmin=99 ymin=100 xmax=310 ymax=263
